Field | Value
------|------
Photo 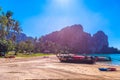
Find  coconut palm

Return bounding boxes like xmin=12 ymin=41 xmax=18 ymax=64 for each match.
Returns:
xmin=0 ymin=9 xmax=22 ymax=41
xmin=0 ymin=11 xmax=8 ymax=40
xmin=0 ymin=7 xmax=22 ymax=55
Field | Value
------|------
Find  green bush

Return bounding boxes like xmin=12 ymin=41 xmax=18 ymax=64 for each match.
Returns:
xmin=0 ymin=39 xmax=14 ymax=56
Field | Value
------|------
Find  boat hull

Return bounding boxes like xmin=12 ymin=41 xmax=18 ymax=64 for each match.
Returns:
xmin=95 ymin=56 xmax=111 ymax=61
xmin=60 ymin=59 xmax=95 ymax=64
xmin=57 ymin=55 xmax=95 ymax=64
xmin=99 ymin=68 xmax=116 ymax=71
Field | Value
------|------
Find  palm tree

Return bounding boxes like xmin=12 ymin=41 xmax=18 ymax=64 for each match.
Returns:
xmin=0 ymin=11 xmax=8 ymax=40
xmin=0 ymin=7 xmax=22 ymax=55
xmin=11 ymin=21 xmax=22 ymax=42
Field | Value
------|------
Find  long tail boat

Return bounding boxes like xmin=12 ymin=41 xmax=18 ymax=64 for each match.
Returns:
xmin=95 ymin=56 xmax=111 ymax=61
xmin=56 ymin=53 xmax=95 ymax=64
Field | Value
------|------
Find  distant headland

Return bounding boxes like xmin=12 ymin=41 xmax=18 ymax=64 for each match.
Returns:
xmin=40 ymin=24 xmax=120 ymax=54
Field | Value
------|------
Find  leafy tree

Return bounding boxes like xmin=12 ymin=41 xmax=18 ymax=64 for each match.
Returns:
xmin=33 ymin=37 xmax=59 ymax=53
xmin=25 ymin=40 xmax=34 ymax=54
xmin=15 ymin=40 xmax=34 ymax=54
xmin=0 ymin=7 xmax=22 ymax=55
xmin=0 ymin=8 xmax=22 ymax=40
xmin=7 ymin=40 xmax=15 ymax=51
xmin=0 ymin=39 xmax=14 ymax=56
xmin=15 ymin=41 xmax=25 ymax=54
xmin=0 ymin=40 xmax=8 ymax=56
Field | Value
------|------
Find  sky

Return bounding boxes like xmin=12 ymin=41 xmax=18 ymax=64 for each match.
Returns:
xmin=0 ymin=0 xmax=120 ymax=49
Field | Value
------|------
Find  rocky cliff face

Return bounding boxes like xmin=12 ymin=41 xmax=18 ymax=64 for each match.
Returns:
xmin=41 ymin=24 xmax=111 ymax=53
xmin=92 ymin=31 xmax=108 ymax=53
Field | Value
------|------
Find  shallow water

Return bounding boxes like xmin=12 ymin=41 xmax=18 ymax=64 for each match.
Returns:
xmin=86 ymin=53 xmax=120 ymax=66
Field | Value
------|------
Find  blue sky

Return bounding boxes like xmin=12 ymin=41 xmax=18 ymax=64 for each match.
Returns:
xmin=0 ymin=0 xmax=120 ymax=49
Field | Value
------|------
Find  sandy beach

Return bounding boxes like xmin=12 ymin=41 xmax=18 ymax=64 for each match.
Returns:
xmin=0 ymin=55 xmax=120 ymax=80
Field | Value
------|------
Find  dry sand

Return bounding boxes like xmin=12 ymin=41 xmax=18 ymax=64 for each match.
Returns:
xmin=0 ymin=55 xmax=120 ymax=80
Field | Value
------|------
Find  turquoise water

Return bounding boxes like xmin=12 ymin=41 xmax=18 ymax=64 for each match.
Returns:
xmin=86 ymin=53 xmax=120 ymax=66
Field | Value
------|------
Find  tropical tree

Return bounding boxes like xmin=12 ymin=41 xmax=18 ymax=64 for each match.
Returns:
xmin=15 ymin=40 xmax=34 ymax=54
xmin=0 ymin=8 xmax=22 ymax=40
xmin=33 ymin=37 xmax=60 ymax=53
xmin=0 ymin=7 xmax=22 ymax=55
xmin=0 ymin=39 xmax=14 ymax=56
xmin=15 ymin=41 xmax=26 ymax=54
xmin=0 ymin=10 xmax=8 ymax=40
xmin=24 ymin=40 xmax=34 ymax=54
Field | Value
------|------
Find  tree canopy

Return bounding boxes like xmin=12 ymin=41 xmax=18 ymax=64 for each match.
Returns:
xmin=0 ymin=7 xmax=22 ymax=55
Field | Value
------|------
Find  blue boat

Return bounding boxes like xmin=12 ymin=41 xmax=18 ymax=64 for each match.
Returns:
xmin=99 ymin=68 xmax=116 ymax=71
xmin=99 ymin=68 xmax=108 ymax=71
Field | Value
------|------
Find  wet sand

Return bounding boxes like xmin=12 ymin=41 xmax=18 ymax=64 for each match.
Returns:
xmin=0 ymin=55 xmax=120 ymax=80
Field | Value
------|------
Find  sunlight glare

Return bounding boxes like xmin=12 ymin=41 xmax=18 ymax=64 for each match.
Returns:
xmin=55 ymin=0 xmax=72 ymax=7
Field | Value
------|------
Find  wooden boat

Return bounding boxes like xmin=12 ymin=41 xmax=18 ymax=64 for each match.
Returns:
xmin=99 ymin=68 xmax=116 ymax=71
xmin=95 ymin=56 xmax=111 ymax=61
xmin=107 ymin=68 xmax=116 ymax=71
xmin=56 ymin=53 xmax=95 ymax=64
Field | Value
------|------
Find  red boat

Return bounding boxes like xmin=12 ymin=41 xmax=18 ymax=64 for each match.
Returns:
xmin=107 ymin=68 xmax=116 ymax=71
xmin=56 ymin=53 xmax=95 ymax=64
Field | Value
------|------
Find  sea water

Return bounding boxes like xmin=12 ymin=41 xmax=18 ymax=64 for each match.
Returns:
xmin=87 ymin=53 xmax=120 ymax=66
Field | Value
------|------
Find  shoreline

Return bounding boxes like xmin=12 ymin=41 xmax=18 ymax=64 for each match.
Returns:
xmin=96 ymin=61 xmax=120 ymax=67
xmin=0 ymin=55 xmax=120 ymax=80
